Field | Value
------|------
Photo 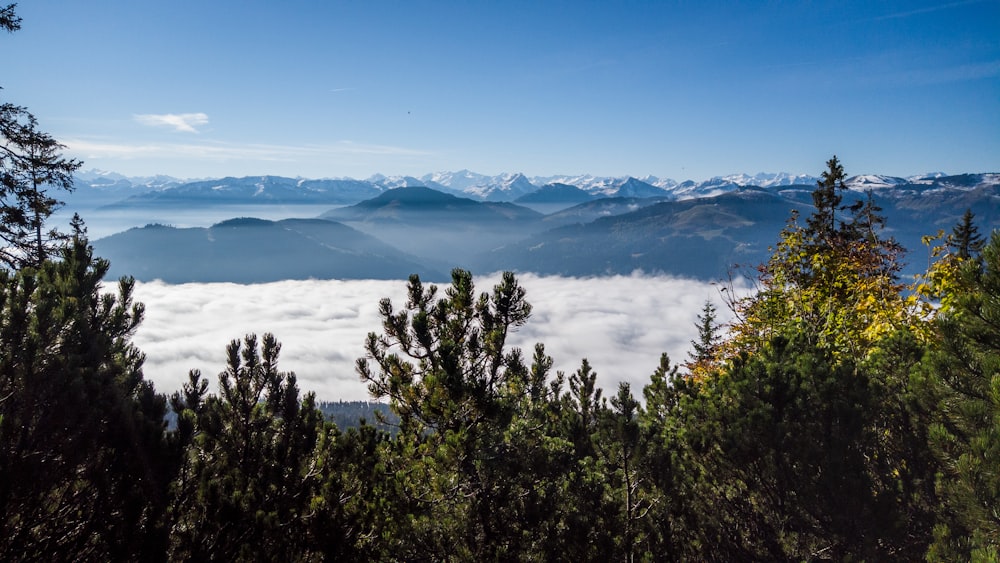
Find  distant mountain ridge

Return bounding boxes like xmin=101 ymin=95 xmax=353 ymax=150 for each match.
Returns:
xmin=318 ymin=187 xmax=545 ymax=271
xmin=71 ymin=168 xmax=999 ymax=210
xmin=93 ymin=217 xmax=442 ymax=283
xmin=90 ymin=173 xmax=1000 ymax=284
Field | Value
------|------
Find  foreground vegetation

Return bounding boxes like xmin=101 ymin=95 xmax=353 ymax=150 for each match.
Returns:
xmin=3 ymin=7 xmax=998 ymax=561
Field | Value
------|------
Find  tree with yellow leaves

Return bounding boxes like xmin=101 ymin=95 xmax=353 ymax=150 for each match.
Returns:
xmin=659 ymin=157 xmax=940 ymax=560
xmin=725 ymin=155 xmax=917 ymax=363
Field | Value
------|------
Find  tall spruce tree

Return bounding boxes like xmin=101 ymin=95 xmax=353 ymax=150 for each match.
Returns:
xmin=806 ymin=155 xmax=847 ymax=245
xmin=687 ymin=300 xmax=721 ymax=376
xmin=949 ymin=208 xmax=985 ymax=261
xmin=0 ymin=104 xmax=81 ymax=268
xmin=1 ymin=5 xmax=82 ymax=269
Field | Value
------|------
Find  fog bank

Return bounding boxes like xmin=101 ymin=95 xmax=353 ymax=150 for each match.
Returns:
xmin=130 ymin=273 xmax=743 ymax=401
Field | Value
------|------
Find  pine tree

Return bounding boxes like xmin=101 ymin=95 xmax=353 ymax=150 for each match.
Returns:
xmin=603 ymin=383 xmax=644 ymax=562
xmin=948 ymin=208 xmax=985 ymax=260
xmin=0 ymin=235 xmax=171 ymax=560
xmin=167 ymin=333 xmax=343 ymax=561
xmin=357 ymin=269 xmax=544 ymax=559
xmin=1 ymin=4 xmax=20 ymax=33
xmin=686 ymin=157 xmax=937 ymax=559
xmin=1 ymin=4 xmax=82 ymax=269
xmin=806 ymin=155 xmax=847 ymax=245
xmin=687 ymin=300 xmax=721 ymax=376
xmin=924 ymin=231 xmax=1000 ymax=561
xmin=639 ymin=353 xmax=717 ymax=560
xmin=727 ymin=156 xmax=912 ymax=362
xmin=0 ymin=104 xmax=82 ymax=268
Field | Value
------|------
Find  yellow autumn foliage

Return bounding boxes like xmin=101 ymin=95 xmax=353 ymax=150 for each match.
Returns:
xmin=722 ymin=209 xmax=928 ymax=367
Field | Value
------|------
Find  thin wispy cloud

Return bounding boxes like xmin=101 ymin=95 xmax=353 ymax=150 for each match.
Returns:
xmin=871 ymin=0 xmax=983 ymax=21
xmin=134 ymin=112 xmax=210 ymax=133
xmin=893 ymin=60 xmax=1000 ymax=85
xmin=64 ymin=138 xmax=433 ymax=162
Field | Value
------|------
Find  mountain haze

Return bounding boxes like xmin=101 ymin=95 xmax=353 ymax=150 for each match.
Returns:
xmin=94 ymin=217 xmax=441 ymax=283
xmin=319 ymin=187 xmax=544 ymax=269
xmin=80 ymin=170 xmax=1000 ymax=284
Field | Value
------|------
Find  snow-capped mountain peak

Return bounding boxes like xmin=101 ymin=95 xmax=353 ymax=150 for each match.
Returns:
xmin=463 ymin=172 xmax=538 ymax=201
xmin=845 ymin=174 xmax=908 ymax=190
xmin=421 ymin=169 xmax=491 ymax=191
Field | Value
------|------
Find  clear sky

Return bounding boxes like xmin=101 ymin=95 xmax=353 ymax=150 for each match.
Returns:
xmin=4 ymin=0 xmax=998 ymax=181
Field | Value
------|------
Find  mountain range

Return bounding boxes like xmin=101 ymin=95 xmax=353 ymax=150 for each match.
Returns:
xmin=72 ymin=168 xmax=993 ymax=210
xmin=84 ymin=170 xmax=1000 ymax=284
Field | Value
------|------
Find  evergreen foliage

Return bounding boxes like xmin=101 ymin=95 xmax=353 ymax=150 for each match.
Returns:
xmin=165 ymin=334 xmax=383 ymax=561
xmin=1 ymin=4 xmax=82 ymax=269
xmin=0 ymin=236 xmax=170 ymax=560
xmin=0 ymin=101 xmax=81 ymax=269
xmin=949 ymin=208 xmax=986 ymax=261
xmin=923 ymin=231 xmax=1000 ymax=561
xmin=1 ymin=3 xmax=20 ymax=33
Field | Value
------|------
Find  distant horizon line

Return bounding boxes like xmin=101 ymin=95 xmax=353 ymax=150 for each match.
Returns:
xmin=73 ymin=167 xmax=992 ymax=186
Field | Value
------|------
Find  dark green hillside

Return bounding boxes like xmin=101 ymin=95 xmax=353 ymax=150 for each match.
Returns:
xmin=539 ymin=195 xmax=671 ymax=228
xmin=316 ymin=401 xmax=398 ymax=432
xmin=93 ymin=218 xmax=442 ymax=283
xmin=513 ymin=183 xmax=596 ymax=214
xmin=515 ymin=182 xmax=594 ymax=204
xmin=320 ymin=186 xmax=545 ymax=268
xmin=479 ymin=189 xmax=808 ymax=279
xmin=322 ymin=186 xmax=543 ymax=224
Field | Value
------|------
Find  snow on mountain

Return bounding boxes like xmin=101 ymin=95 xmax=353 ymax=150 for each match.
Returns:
xmin=632 ymin=172 xmax=820 ymax=201
xmin=610 ymin=177 xmax=668 ymax=198
xmin=638 ymin=175 xmax=678 ymax=190
xmin=368 ymin=174 xmax=440 ymax=190
xmin=704 ymin=172 xmax=819 ymax=189
xmin=529 ymin=175 xmax=671 ymax=198
xmin=421 ymin=169 xmax=492 ymax=191
xmin=756 ymin=172 xmax=818 ymax=187
xmin=907 ymin=172 xmax=948 ymax=183
xmin=529 ymin=174 xmax=619 ymax=194
xmin=74 ymin=169 xmax=183 ymax=190
xmin=845 ymin=174 xmax=908 ymax=190
xmin=936 ymin=173 xmax=1000 ymax=189
xmin=669 ymin=178 xmax=739 ymax=200
xmin=462 ymin=172 xmax=539 ymax=201
xmin=71 ymin=169 xmax=1000 ymax=210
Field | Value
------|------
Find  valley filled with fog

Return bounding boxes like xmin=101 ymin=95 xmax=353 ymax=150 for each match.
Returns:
xmin=58 ymin=196 xmax=723 ymax=402
xmin=131 ymin=273 xmax=740 ymax=401
xmin=65 ymin=169 xmax=998 ymax=401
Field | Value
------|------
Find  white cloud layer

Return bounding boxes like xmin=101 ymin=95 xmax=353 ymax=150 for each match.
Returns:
xmin=133 ymin=112 xmax=210 ymax=133
xmin=130 ymin=274 xmax=745 ymax=402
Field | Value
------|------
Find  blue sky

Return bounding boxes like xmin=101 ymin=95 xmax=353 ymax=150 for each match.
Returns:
xmin=4 ymin=0 xmax=998 ymax=181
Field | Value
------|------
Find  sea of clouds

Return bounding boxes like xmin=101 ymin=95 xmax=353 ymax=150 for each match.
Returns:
xmin=130 ymin=273 xmax=745 ymax=402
